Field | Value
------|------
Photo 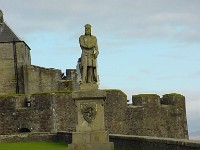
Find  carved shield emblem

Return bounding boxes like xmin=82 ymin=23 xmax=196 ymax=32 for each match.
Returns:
xmin=81 ymin=103 xmax=97 ymax=124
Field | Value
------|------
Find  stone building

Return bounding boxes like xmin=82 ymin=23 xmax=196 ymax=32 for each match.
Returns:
xmin=0 ymin=11 xmax=189 ymax=139
xmin=0 ymin=13 xmax=67 ymax=95
xmin=0 ymin=21 xmax=31 ymax=94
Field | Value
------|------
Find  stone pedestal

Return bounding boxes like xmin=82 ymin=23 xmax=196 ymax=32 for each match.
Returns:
xmin=79 ymin=83 xmax=99 ymax=91
xmin=68 ymin=89 xmax=114 ymax=150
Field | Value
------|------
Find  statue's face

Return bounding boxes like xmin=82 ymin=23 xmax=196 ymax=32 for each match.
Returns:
xmin=85 ymin=26 xmax=91 ymax=35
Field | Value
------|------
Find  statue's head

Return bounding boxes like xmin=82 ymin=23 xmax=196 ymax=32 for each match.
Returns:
xmin=84 ymin=24 xmax=92 ymax=35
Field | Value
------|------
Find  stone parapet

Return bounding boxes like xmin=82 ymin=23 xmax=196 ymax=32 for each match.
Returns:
xmin=128 ymin=93 xmax=188 ymax=139
xmin=0 ymin=90 xmax=188 ymax=139
xmin=110 ymin=134 xmax=200 ymax=150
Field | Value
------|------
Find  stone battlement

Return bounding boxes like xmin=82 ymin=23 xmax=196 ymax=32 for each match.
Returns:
xmin=132 ymin=93 xmax=185 ymax=106
xmin=0 ymin=90 xmax=188 ymax=139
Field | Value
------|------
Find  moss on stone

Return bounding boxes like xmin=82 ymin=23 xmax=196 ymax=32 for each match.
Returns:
xmin=163 ymin=93 xmax=184 ymax=99
xmin=54 ymin=90 xmax=72 ymax=94
xmin=0 ymin=94 xmax=24 ymax=98
xmin=104 ymin=89 xmax=127 ymax=96
xmin=32 ymin=90 xmax=72 ymax=95
xmin=133 ymin=94 xmax=160 ymax=98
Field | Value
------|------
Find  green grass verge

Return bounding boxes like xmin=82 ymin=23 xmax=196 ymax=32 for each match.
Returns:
xmin=0 ymin=142 xmax=146 ymax=150
xmin=0 ymin=142 xmax=68 ymax=150
xmin=115 ymin=147 xmax=138 ymax=150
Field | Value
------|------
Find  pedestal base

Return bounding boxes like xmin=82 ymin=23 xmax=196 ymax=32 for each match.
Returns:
xmin=68 ymin=131 xmax=114 ymax=150
xmin=80 ymin=83 xmax=98 ymax=91
xmin=70 ymin=89 xmax=114 ymax=150
xmin=68 ymin=143 xmax=114 ymax=150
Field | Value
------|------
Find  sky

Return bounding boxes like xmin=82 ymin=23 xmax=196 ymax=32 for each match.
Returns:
xmin=1 ymin=0 xmax=200 ymax=139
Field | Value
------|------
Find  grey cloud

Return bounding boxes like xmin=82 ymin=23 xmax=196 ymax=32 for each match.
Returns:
xmin=139 ymin=69 xmax=151 ymax=75
xmin=1 ymin=0 xmax=200 ymax=44
xmin=189 ymin=71 xmax=200 ymax=78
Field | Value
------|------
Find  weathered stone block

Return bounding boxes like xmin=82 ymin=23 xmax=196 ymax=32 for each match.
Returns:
xmin=79 ymin=83 xmax=98 ymax=91
xmin=71 ymin=131 xmax=109 ymax=143
xmin=90 ymin=131 xmax=109 ymax=143
xmin=68 ymin=142 xmax=114 ymax=150
xmin=72 ymin=90 xmax=106 ymax=100
xmin=161 ymin=93 xmax=185 ymax=106
xmin=132 ymin=94 xmax=160 ymax=107
xmin=75 ymin=99 xmax=105 ymax=132
xmin=72 ymin=132 xmax=91 ymax=143
xmin=72 ymin=90 xmax=106 ymax=132
xmin=69 ymin=89 xmax=114 ymax=150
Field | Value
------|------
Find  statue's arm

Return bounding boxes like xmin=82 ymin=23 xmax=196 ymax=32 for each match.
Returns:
xmin=79 ymin=36 xmax=87 ymax=48
xmin=94 ymin=37 xmax=99 ymax=58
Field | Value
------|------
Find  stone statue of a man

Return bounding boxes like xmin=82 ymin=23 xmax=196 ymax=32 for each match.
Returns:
xmin=0 ymin=10 xmax=3 ymax=24
xmin=79 ymin=24 xmax=99 ymax=84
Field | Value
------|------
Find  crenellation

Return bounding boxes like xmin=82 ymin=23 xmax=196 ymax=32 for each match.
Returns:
xmin=161 ymin=93 xmax=185 ymax=105
xmin=132 ymin=94 xmax=160 ymax=106
xmin=124 ymin=93 xmax=188 ymax=138
xmin=0 ymin=91 xmax=189 ymax=138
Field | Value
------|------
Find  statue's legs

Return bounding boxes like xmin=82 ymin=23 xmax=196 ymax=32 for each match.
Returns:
xmin=87 ymin=67 xmax=93 ymax=83
xmin=82 ymin=65 xmax=87 ymax=83
xmin=93 ymin=67 xmax=97 ymax=82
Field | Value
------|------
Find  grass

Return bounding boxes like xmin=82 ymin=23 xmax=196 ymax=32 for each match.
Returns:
xmin=0 ymin=142 xmax=145 ymax=150
xmin=115 ymin=147 xmax=140 ymax=150
xmin=0 ymin=142 xmax=68 ymax=150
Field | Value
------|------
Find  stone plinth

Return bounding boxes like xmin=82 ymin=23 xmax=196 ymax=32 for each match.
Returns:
xmin=72 ymin=90 xmax=105 ymax=132
xmin=79 ymin=83 xmax=99 ymax=91
xmin=68 ymin=89 xmax=114 ymax=150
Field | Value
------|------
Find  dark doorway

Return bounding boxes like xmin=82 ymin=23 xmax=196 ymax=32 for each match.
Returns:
xmin=18 ymin=128 xmax=31 ymax=133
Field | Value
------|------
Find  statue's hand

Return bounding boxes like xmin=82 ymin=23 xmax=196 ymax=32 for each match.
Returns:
xmin=94 ymin=51 xmax=99 ymax=58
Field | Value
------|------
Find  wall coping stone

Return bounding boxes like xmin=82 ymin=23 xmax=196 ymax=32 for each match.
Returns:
xmin=109 ymin=134 xmax=200 ymax=148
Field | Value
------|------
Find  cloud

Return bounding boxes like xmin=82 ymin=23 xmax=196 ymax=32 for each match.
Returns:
xmin=188 ymin=71 xmax=200 ymax=79
xmin=139 ymin=69 xmax=151 ymax=75
xmin=1 ymin=0 xmax=200 ymax=44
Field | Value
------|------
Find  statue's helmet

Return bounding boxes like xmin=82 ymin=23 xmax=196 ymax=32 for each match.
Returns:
xmin=84 ymin=24 xmax=92 ymax=28
xmin=84 ymin=24 xmax=92 ymax=35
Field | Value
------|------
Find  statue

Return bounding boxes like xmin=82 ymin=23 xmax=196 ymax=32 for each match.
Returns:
xmin=79 ymin=24 xmax=99 ymax=84
xmin=0 ymin=10 xmax=3 ymax=24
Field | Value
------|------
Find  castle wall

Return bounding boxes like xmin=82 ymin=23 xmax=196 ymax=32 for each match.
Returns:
xmin=109 ymin=134 xmax=200 ymax=150
xmin=126 ymin=94 xmax=188 ymax=139
xmin=0 ymin=92 xmax=76 ymax=135
xmin=0 ymin=91 xmax=188 ymax=139
xmin=0 ymin=42 xmax=31 ymax=94
xmin=104 ymin=90 xmax=128 ymax=134
xmin=0 ymin=95 xmax=26 ymax=134
xmin=22 ymin=65 xmax=64 ymax=95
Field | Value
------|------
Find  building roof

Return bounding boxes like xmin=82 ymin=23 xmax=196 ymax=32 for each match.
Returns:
xmin=0 ymin=22 xmax=20 ymax=42
xmin=0 ymin=22 xmax=31 ymax=49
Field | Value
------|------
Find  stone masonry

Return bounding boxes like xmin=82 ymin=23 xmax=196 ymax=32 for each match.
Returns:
xmin=0 ymin=91 xmax=188 ymax=139
xmin=0 ymin=41 xmax=31 ymax=94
